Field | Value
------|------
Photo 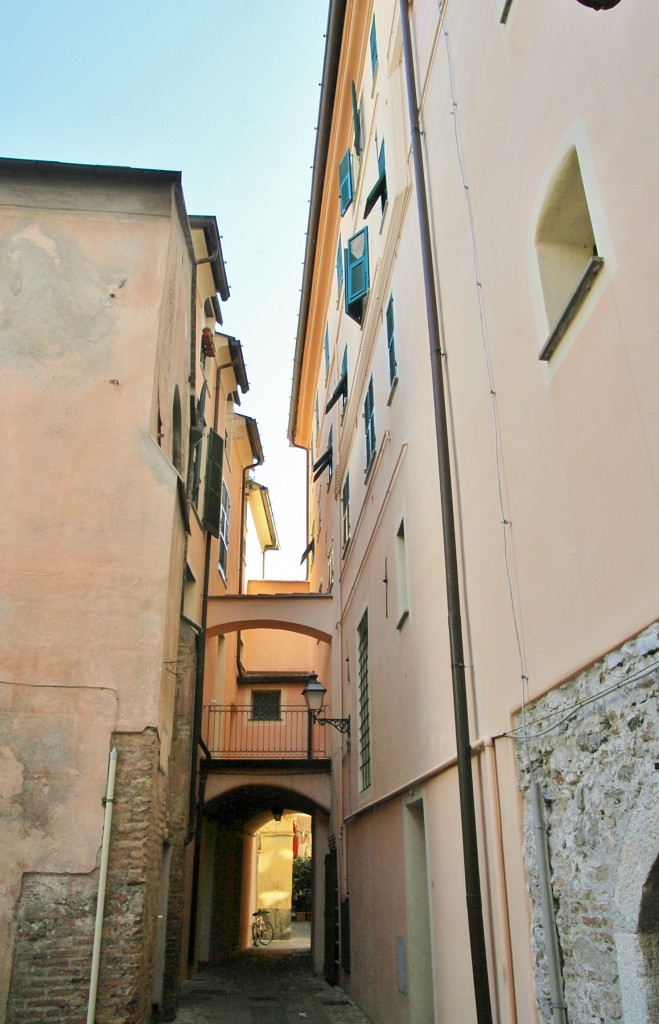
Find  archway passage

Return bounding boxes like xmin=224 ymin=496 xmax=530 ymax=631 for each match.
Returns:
xmin=192 ymin=781 xmax=329 ymax=972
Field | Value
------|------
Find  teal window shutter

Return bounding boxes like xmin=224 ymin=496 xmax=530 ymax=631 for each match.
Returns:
xmin=345 ymin=227 xmax=370 ymax=325
xmin=202 ymin=428 xmax=224 ymax=537
xmin=386 ymin=294 xmax=397 ymax=385
xmin=378 ymin=139 xmax=386 ymax=178
xmin=337 ymin=235 xmax=344 ymax=296
xmin=364 ymin=140 xmax=387 ymax=218
xmin=338 ymin=150 xmax=353 ymax=215
xmin=370 ymin=16 xmax=378 ymax=77
xmin=364 ymin=377 xmax=376 ymax=470
xmin=351 ymin=82 xmax=362 ymax=156
xmin=325 ymin=346 xmax=348 ymax=415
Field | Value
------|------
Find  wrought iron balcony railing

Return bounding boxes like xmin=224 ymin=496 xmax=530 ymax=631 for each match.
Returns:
xmin=203 ymin=704 xmax=328 ymax=760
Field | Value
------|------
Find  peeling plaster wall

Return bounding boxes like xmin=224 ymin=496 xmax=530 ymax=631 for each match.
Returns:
xmin=0 ymin=166 xmax=194 ymax=1023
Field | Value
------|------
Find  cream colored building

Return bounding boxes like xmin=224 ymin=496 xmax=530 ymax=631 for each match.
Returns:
xmin=286 ymin=2 xmax=659 ymax=1023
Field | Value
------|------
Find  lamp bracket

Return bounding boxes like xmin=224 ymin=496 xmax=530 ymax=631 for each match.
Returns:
xmin=314 ymin=713 xmax=351 ymax=736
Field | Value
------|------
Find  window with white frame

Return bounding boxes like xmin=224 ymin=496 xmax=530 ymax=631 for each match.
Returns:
xmin=535 ymin=146 xmax=603 ymax=360
xmin=219 ymin=481 xmax=230 ymax=577
xmin=395 ymin=519 xmax=410 ymax=628
xmin=342 ymin=475 xmax=351 ymax=550
xmin=327 ymin=540 xmax=334 ymax=593
xmin=364 ymin=376 xmax=376 ymax=473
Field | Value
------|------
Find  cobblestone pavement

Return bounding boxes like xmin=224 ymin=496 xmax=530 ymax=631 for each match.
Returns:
xmin=173 ymin=930 xmax=371 ymax=1024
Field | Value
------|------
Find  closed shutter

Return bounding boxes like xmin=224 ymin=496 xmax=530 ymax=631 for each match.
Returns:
xmin=202 ymin=429 xmax=224 ymax=537
xmin=345 ymin=228 xmax=370 ymax=325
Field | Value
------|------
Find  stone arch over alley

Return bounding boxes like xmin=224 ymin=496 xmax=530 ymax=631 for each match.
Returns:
xmin=205 ymin=592 xmax=335 ymax=644
xmin=193 ymin=775 xmax=331 ymax=975
xmin=189 ymin=588 xmax=337 ymax=979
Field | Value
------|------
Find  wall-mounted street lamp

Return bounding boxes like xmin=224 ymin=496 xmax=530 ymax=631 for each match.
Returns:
xmin=575 ymin=0 xmax=622 ymax=8
xmin=302 ymin=674 xmax=350 ymax=736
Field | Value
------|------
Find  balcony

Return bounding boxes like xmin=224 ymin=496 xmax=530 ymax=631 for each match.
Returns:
xmin=203 ymin=704 xmax=329 ymax=762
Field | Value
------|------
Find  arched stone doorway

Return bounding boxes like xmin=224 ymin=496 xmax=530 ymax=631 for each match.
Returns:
xmin=192 ymin=777 xmax=330 ymax=975
xmin=614 ymin=774 xmax=659 ymax=1023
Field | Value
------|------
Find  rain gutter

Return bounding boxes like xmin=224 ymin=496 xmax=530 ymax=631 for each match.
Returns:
xmin=398 ymin=2 xmax=493 ymax=1021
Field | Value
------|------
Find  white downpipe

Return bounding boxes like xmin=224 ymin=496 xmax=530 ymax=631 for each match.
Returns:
xmin=87 ymin=747 xmax=117 ymax=1024
xmin=530 ymin=781 xmax=568 ymax=1024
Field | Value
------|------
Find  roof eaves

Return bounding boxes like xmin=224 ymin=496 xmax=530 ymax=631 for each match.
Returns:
xmin=189 ymin=214 xmax=230 ymax=301
xmin=287 ymin=0 xmax=348 ymax=447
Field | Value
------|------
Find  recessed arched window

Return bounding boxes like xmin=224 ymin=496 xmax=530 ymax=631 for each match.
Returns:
xmin=535 ymin=146 xmax=604 ymax=359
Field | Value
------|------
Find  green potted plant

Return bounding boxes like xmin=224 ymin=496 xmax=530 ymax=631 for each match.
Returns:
xmin=292 ymin=856 xmax=312 ymax=920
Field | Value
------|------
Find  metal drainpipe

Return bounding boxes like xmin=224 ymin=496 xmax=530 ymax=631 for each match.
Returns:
xmin=398 ymin=3 xmax=493 ymax=1022
xmin=87 ymin=747 xmax=117 ymax=1024
xmin=530 ymin=783 xmax=568 ymax=1024
xmin=186 ymin=361 xmax=222 ymax=962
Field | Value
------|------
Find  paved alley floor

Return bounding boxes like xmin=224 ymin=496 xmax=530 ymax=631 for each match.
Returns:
xmin=173 ymin=924 xmax=372 ymax=1024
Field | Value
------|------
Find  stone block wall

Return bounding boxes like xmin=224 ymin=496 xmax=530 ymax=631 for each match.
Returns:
xmin=515 ymin=622 xmax=659 ymax=1024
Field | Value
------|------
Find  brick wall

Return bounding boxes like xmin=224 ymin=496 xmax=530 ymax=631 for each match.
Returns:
xmin=95 ymin=728 xmax=165 ymax=1024
xmin=516 ymin=622 xmax=659 ymax=1023
xmin=6 ymin=621 xmax=198 ymax=1024
xmin=6 ymin=873 xmax=97 ymax=1023
xmin=159 ymin=621 xmax=196 ymax=1021
xmin=7 ymin=728 xmax=168 ymax=1024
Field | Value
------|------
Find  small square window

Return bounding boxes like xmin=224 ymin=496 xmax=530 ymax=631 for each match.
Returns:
xmin=251 ymin=691 xmax=281 ymax=721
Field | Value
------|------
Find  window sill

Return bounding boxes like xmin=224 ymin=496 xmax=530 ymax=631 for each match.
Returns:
xmin=539 ymin=256 xmax=604 ymax=361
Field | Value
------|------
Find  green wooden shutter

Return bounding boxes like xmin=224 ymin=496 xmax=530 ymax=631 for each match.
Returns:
xmin=386 ymin=295 xmax=397 ymax=384
xmin=370 ymin=16 xmax=378 ymax=77
xmin=203 ymin=428 xmax=224 ymax=537
xmin=338 ymin=150 xmax=353 ymax=215
xmin=345 ymin=227 xmax=370 ymax=325
xmin=351 ymin=82 xmax=362 ymax=156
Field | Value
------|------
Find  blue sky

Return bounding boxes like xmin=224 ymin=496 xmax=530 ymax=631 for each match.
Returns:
xmin=1 ymin=0 xmax=328 ymax=577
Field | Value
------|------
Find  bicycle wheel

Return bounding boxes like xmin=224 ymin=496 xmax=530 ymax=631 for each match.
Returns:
xmin=251 ymin=921 xmax=260 ymax=946
xmin=259 ymin=919 xmax=275 ymax=945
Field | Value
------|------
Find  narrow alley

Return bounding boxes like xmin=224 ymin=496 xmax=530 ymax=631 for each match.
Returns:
xmin=173 ymin=923 xmax=371 ymax=1024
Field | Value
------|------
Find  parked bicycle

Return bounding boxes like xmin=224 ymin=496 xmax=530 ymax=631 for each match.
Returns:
xmin=251 ymin=909 xmax=275 ymax=946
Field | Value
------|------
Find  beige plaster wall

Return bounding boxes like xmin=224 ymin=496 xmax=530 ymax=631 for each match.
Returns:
xmin=0 ymin=167 xmax=194 ymax=1017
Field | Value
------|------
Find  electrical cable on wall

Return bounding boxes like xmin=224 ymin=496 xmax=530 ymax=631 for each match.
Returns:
xmin=442 ymin=26 xmax=533 ymax=774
